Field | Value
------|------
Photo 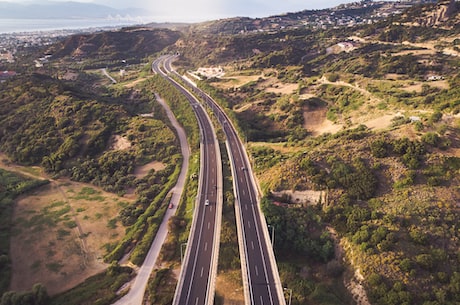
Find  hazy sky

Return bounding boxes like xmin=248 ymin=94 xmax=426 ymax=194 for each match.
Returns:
xmin=4 ymin=0 xmax=361 ymax=22
xmin=105 ymin=0 xmax=360 ymax=21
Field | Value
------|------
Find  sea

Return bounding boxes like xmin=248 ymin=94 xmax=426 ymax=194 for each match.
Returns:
xmin=0 ymin=18 xmax=149 ymax=34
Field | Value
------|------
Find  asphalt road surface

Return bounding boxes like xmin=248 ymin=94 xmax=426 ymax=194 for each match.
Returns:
xmin=153 ymin=56 xmax=222 ymax=305
xmin=165 ymin=55 xmax=285 ymax=305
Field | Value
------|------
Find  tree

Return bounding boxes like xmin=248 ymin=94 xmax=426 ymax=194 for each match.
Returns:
xmin=32 ymin=284 xmax=49 ymax=305
xmin=415 ymin=254 xmax=434 ymax=271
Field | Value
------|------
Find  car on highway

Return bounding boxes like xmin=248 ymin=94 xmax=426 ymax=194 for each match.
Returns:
xmin=205 ymin=199 xmax=210 ymax=206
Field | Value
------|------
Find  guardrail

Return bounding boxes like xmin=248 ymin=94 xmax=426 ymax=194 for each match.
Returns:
xmin=172 ymin=58 xmax=286 ymax=305
xmin=153 ymin=56 xmax=223 ymax=305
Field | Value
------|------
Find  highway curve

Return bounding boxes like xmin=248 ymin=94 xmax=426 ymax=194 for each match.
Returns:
xmin=153 ymin=56 xmax=223 ymax=305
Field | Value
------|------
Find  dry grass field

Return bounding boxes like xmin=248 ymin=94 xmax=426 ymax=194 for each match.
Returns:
xmin=0 ymin=155 xmax=135 ymax=295
xmin=9 ymin=180 xmax=133 ymax=295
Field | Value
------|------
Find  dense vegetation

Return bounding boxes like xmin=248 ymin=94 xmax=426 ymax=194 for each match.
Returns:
xmin=0 ymin=31 xmax=187 ymax=303
xmin=141 ymin=73 xmax=204 ymax=304
xmin=47 ymin=28 xmax=183 ymax=69
xmin=49 ymin=262 xmax=134 ymax=305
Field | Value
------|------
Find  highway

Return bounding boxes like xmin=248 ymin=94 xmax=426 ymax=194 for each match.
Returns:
xmin=153 ymin=56 xmax=222 ymax=305
xmin=162 ymin=55 xmax=285 ymax=305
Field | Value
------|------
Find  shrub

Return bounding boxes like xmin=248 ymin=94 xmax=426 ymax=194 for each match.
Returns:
xmin=400 ymin=258 xmax=414 ymax=273
xmin=326 ymin=73 xmax=340 ymax=82
xmin=422 ymin=132 xmax=440 ymax=146
xmin=415 ymin=254 xmax=434 ymax=270
xmin=409 ymin=227 xmax=428 ymax=245
xmin=370 ymin=138 xmax=390 ymax=158
xmin=430 ymin=111 xmax=443 ymax=123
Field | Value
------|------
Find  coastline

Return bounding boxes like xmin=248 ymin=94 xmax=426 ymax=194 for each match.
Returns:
xmin=0 ymin=18 xmax=146 ymax=34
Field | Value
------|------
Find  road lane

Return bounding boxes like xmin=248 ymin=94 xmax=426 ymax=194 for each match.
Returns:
xmin=153 ymin=56 xmax=222 ymax=305
xmin=169 ymin=56 xmax=285 ymax=305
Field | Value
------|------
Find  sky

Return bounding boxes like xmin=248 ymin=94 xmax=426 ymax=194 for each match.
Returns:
xmin=107 ymin=0 xmax=361 ymax=21
xmin=4 ymin=0 xmax=361 ymax=22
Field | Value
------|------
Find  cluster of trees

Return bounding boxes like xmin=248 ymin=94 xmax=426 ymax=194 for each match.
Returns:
xmin=145 ymin=268 xmax=175 ymax=305
xmin=0 ymin=284 xmax=49 ymax=305
xmin=0 ymin=72 xmax=182 ymax=197
xmin=0 ymin=56 xmax=188 ymax=303
xmin=371 ymin=136 xmax=426 ymax=169
xmin=104 ymin=75 xmax=200 ymax=266
xmin=262 ymin=198 xmax=334 ymax=262
xmin=323 ymin=194 xmax=460 ymax=304
xmin=118 ymin=163 xmax=176 ymax=226
xmin=143 ymin=75 xmax=200 ymax=149
xmin=366 ymin=267 xmax=460 ymax=304
xmin=262 ymin=198 xmax=348 ymax=304
xmin=71 ymin=151 xmax=136 ymax=193
xmin=371 ymin=135 xmax=459 ymax=188
xmin=299 ymin=155 xmax=377 ymax=200
xmin=48 ymin=262 xmax=133 ymax=305
xmin=0 ymin=74 xmax=124 ymax=165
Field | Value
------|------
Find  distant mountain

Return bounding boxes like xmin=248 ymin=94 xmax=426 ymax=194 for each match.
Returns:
xmin=0 ymin=1 xmax=150 ymax=19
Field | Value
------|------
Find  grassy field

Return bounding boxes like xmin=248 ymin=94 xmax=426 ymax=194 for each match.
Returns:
xmin=7 ymin=174 xmax=134 ymax=295
xmin=0 ymin=157 xmax=132 ymax=295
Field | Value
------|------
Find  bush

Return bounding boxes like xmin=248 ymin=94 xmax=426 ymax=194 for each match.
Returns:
xmin=430 ymin=111 xmax=443 ymax=123
xmin=415 ymin=254 xmax=434 ymax=270
xmin=422 ymin=132 xmax=440 ymax=147
xmin=371 ymin=138 xmax=390 ymax=158
xmin=409 ymin=227 xmax=428 ymax=245
xmin=326 ymin=73 xmax=340 ymax=82
xmin=399 ymin=258 xmax=414 ymax=273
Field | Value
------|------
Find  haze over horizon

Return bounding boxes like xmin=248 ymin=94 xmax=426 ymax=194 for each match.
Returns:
xmin=1 ymin=0 xmax=364 ymax=22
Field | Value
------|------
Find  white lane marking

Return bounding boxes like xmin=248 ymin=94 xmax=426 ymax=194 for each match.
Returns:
xmin=195 ymin=297 xmax=199 ymax=305
xmin=248 ymin=220 xmax=251 ymax=229
xmin=242 ymin=189 xmax=246 ymax=195
xmin=251 ymin=241 xmax=254 ymax=250
xmin=208 ymin=222 xmax=210 ymax=230
xmin=245 ymin=204 xmax=248 ymax=210
xmin=250 ymin=205 xmax=275 ymax=304
xmin=255 ymin=265 xmax=259 ymax=276
xmin=201 ymin=267 xmax=204 ymax=277
xmin=260 ymin=296 xmax=263 ymax=305
xmin=205 ymin=242 xmax=208 ymax=251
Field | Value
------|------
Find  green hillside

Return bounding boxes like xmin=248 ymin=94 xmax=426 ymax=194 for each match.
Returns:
xmin=0 ymin=1 xmax=459 ymax=305
xmin=170 ymin=2 xmax=460 ymax=304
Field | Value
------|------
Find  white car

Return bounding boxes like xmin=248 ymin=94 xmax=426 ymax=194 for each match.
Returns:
xmin=205 ymin=199 xmax=210 ymax=206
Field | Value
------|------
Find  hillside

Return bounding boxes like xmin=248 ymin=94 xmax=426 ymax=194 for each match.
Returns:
xmin=171 ymin=1 xmax=460 ymax=304
xmin=0 ymin=1 xmax=459 ymax=305
xmin=0 ymin=57 xmax=185 ymax=302
xmin=47 ymin=27 xmax=182 ymax=63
